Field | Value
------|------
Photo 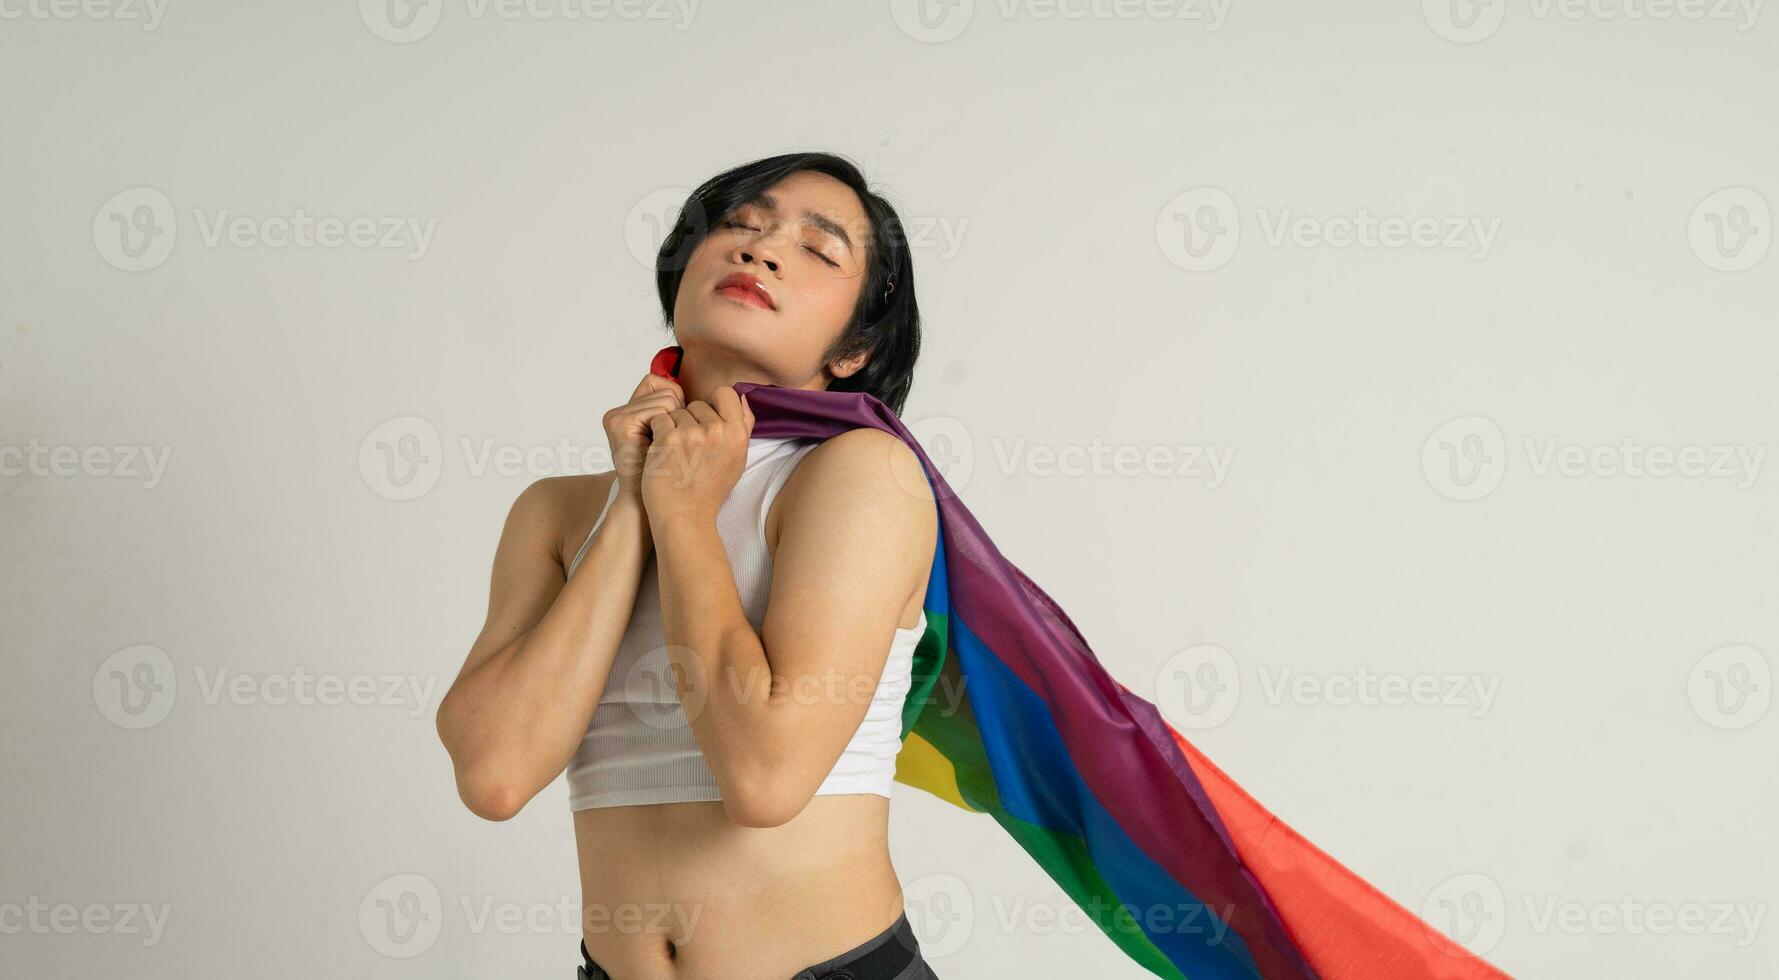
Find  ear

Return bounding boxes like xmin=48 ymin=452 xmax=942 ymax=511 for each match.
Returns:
xmin=827 ymin=350 xmax=869 ymax=380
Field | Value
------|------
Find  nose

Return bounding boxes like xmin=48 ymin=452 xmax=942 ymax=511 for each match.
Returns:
xmin=726 ymin=227 xmax=784 ymax=275
xmin=737 ymin=248 xmax=778 ymax=273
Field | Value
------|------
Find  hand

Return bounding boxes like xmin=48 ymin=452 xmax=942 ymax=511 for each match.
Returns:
xmin=639 ymin=384 xmax=755 ymax=524
xmin=602 ymin=372 xmax=685 ymax=503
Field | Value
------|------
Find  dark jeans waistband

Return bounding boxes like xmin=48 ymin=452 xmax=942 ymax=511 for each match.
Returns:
xmin=578 ymin=910 xmax=929 ymax=980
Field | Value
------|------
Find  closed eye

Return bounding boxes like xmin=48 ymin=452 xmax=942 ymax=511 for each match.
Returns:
xmin=720 ymin=219 xmax=841 ymax=267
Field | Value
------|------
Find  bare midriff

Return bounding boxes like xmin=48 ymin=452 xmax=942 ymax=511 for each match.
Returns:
xmin=574 ymin=794 xmax=905 ymax=980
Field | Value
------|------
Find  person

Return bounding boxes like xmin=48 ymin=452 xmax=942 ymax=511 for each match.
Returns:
xmin=435 ymin=151 xmax=944 ymax=979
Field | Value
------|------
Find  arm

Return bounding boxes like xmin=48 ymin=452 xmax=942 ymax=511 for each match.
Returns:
xmin=435 ymin=473 xmax=654 ymax=821
xmin=651 ymin=427 xmax=936 ymax=828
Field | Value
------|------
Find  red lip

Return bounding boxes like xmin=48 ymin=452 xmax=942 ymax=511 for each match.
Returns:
xmin=715 ymin=272 xmax=775 ymax=310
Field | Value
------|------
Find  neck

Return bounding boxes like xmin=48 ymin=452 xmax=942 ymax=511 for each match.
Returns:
xmin=674 ymin=345 xmax=829 ymax=408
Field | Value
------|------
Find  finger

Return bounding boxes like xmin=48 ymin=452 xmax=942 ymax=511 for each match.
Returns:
xmin=617 ymin=394 xmax=679 ymax=429
xmin=639 ymin=390 xmax=683 ymax=414
xmin=635 ymin=372 xmax=685 ymax=407
xmin=740 ymin=390 xmax=754 ymax=436
xmin=709 ymin=384 xmax=743 ymax=423
xmin=709 ymin=385 xmax=752 ymax=440
xmin=685 ymin=400 xmax=721 ymax=425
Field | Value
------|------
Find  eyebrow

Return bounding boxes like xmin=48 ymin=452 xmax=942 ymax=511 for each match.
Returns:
xmin=739 ymin=192 xmax=857 ymax=255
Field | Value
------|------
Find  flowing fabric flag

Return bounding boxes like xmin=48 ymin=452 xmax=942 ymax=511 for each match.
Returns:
xmin=653 ymin=347 xmax=1509 ymax=979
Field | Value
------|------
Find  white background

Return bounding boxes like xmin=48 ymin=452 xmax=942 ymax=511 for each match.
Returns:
xmin=2 ymin=0 xmax=1775 ymax=977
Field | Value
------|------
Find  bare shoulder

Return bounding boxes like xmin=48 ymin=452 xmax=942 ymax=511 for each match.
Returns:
xmin=769 ymin=427 xmax=935 ymax=552
xmin=503 ymin=471 xmax=618 ymax=568
xmin=800 ymin=426 xmax=928 ymax=489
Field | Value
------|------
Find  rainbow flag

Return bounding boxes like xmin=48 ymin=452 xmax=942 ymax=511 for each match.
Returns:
xmin=712 ymin=373 xmax=1510 ymax=979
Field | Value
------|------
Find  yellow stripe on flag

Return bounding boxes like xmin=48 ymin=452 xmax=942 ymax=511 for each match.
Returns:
xmin=894 ymin=731 xmax=980 ymax=812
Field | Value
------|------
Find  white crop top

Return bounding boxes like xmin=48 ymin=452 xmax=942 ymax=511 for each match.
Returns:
xmin=561 ymin=435 xmax=927 ymax=811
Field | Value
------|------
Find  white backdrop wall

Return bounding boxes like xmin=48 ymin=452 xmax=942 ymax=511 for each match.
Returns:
xmin=2 ymin=2 xmax=1775 ymax=977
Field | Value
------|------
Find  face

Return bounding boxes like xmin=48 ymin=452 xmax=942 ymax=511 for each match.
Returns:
xmin=671 ymin=170 xmax=874 ymax=386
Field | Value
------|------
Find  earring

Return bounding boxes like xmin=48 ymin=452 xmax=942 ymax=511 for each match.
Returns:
xmin=883 ymin=275 xmax=896 ymax=299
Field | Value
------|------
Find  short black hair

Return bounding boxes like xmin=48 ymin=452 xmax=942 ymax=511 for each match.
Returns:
xmin=655 ymin=151 xmax=921 ymax=417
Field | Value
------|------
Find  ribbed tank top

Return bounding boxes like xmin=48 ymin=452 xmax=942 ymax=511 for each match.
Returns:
xmin=562 ymin=435 xmax=926 ymax=811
